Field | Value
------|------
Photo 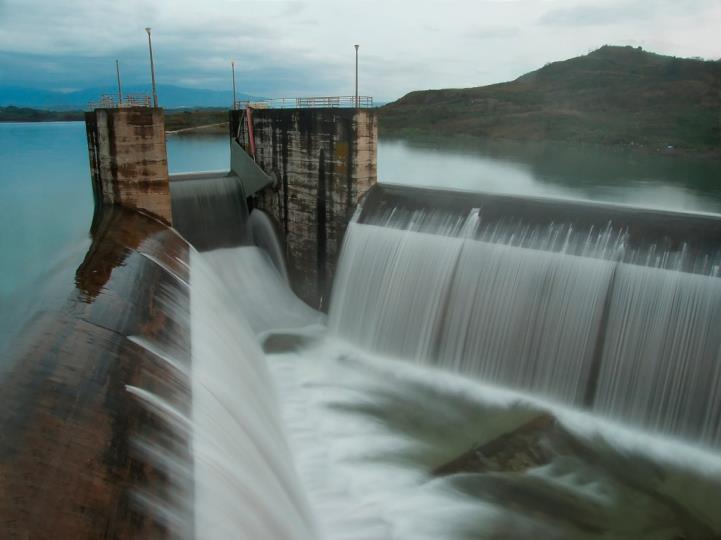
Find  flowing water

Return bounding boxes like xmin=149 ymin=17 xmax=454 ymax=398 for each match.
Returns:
xmin=267 ymin=339 xmax=721 ymax=539
xmin=125 ymin=176 xmax=323 ymax=538
xmin=126 ymin=244 xmax=322 ymax=539
xmin=170 ymin=174 xmax=249 ymax=251
xmin=0 ymin=123 xmax=229 ymax=354
xmin=187 ymin=248 xmax=319 ymax=539
xmin=137 ymin=173 xmax=721 ymax=538
xmin=4 ymin=123 xmax=721 ymax=538
xmin=330 ymin=208 xmax=721 ymax=447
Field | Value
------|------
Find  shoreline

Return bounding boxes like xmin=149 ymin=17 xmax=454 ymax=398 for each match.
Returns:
xmin=165 ymin=122 xmax=228 ymax=135
xmin=1 ymin=118 xmax=716 ymax=160
xmin=0 ymin=119 xmax=230 ymax=136
xmin=379 ymin=128 xmax=721 ymax=161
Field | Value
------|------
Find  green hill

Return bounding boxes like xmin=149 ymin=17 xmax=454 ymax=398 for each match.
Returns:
xmin=380 ymin=46 xmax=721 ymax=156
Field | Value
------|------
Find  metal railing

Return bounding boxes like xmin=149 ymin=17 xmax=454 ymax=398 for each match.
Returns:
xmin=234 ymin=96 xmax=373 ymax=110
xmin=87 ymin=93 xmax=152 ymax=110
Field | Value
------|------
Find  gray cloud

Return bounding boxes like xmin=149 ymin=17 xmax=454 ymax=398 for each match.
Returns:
xmin=0 ymin=0 xmax=719 ymax=101
xmin=538 ymin=0 xmax=719 ymax=27
xmin=539 ymin=2 xmax=650 ymax=26
xmin=465 ymin=26 xmax=520 ymax=40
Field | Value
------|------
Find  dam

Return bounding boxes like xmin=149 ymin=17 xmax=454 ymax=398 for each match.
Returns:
xmin=2 ymin=100 xmax=721 ymax=539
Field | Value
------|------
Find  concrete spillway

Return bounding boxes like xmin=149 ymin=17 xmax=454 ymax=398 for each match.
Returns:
xmin=3 ymin=180 xmax=721 ymax=538
xmin=359 ymin=183 xmax=721 ymax=260
xmin=331 ymin=183 xmax=721 ymax=447
xmin=0 ymin=208 xmax=190 ymax=538
xmin=0 ymin=201 xmax=320 ymax=539
xmin=4 ymin=101 xmax=721 ymax=538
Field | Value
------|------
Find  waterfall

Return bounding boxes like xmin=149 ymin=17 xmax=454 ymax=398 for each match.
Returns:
xmin=122 ymin=176 xmax=323 ymax=538
xmin=187 ymin=249 xmax=319 ymax=539
xmin=128 ymin=243 xmax=321 ymax=539
xmin=329 ymin=208 xmax=721 ymax=447
xmin=135 ymin=177 xmax=721 ymax=539
xmin=248 ymin=210 xmax=289 ymax=283
xmin=593 ymin=263 xmax=721 ymax=446
xmin=170 ymin=174 xmax=249 ymax=251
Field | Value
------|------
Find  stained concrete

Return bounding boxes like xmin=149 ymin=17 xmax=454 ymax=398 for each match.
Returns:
xmin=0 ymin=207 xmax=190 ymax=539
xmin=231 ymin=108 xmax=378 ymax=308
xmin=86 ymin=108 xmax=172 ymax=225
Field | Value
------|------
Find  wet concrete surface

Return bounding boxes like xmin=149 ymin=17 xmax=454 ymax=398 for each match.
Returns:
xmin=363 ymin=183 xmax=721 ymax=256
xmin=0 ymin=206 xmax=190 ymax=539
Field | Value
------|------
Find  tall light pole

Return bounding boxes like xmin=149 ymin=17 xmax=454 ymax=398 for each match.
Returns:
xmin=115 ymin=59 xmax=123 ymax=106
xmin=231 ymin=61 xmax=237 ymax=110
xmin=354 ymin=44 xmax=359 ymax=109
xmin=145 ymin=27 xmax=158 ymax=108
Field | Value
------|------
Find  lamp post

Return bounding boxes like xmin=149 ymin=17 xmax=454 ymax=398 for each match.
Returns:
xmin=231 ymin=61 xmax=237 ymax=110
xmin=115 ymin=59 xmax=123 ymax=106
xmin=145 ymin=27 xmax=158 ymax=108
xmin=354 ymin=44 xmax=359 ymax=108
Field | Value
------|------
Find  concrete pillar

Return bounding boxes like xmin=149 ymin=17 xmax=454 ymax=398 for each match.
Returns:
xmin=231 ymin=107 xmax=378 ymax=308
xmin=85 ymin=108 xmax=172 ymax=225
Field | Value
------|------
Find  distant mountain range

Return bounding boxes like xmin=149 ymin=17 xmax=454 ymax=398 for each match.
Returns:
xmin=0 ymin=84 xmax=261 ymax=110
xmin=380 ymin=46 xmax=721 ymax=156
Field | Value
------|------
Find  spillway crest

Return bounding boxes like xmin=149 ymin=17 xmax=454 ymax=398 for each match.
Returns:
xmin=330 ymin=200 xmax=721 ymax=447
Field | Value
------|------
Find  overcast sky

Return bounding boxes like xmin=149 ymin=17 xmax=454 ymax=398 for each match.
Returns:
xmin=0 ymin=0 xmax=719 ymax=101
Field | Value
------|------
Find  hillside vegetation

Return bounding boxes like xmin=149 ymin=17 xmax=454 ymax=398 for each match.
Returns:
xmin=1 ymin=105 xmax=229 ymax=133
xmin=0 ymin=106 xmax=83 ymax=122
xmin=380 ymin=46 xmax=721 ymax=156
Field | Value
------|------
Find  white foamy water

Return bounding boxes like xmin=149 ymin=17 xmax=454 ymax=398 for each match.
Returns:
xmin=593 ymin=263 xmax=721 ymax=446
xmin=126 ymin=228 xmax=721 ymax=539
xmin=125 ymin=176 xmax=721 ymax=538
xmin=329 ymin=211 xmax=721 ymax=447
xmin=267 ymin=336 xmax=721 ymax=539
xmin=128 ymin=243 xmax=320 ymax=539
xmin=189 ymin=249 xmax=319 ymax=539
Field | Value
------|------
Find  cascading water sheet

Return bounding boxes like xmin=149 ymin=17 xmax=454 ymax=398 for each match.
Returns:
xmin=170 ymin=175 xmax=249 ymax=251
xmin=437 ymin=241 xmax=614 ymax=403
xmin=330 ymin=217 xmax=619 ymax=403
xmin=200 ymin=246 xmax=321 ymax=336
xmin=129 ymin=245 xmax=321 ymax=540
xmin=188 ymin=250 xmax=319 ymax=540
xmin=330 ymin=223 xmax=465 ymax=359
xmin=593 ymin=263 xmax=721 ymax=446
xmin=126 ymin=190 xmax=322 ymax=538
xmin=329 ymin=207 xmax=721 ymax=447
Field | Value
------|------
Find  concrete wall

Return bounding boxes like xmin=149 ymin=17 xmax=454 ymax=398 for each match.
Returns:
xmin=0 ymin=207 xmax=189 ymax=538
xmin=231 ymin=108 xmax=377 ymax=308
xmin=86 ymin=108 xmax=172 ymax=224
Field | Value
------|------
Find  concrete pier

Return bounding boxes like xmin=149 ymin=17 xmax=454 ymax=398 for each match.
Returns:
xmin=85 ymin=107 xmax=172 ymax=224
xmin=230 ymin=107 xmax=378 ymax=307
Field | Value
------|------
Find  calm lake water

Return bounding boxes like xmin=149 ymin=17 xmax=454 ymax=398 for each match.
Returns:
xmin=1 ymin=121 xmax=720 ymax=348
xmin=0 ymin=123 xmax=229 ymax=348
xmin=379 ymin=137 xmax=721 ymax=214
